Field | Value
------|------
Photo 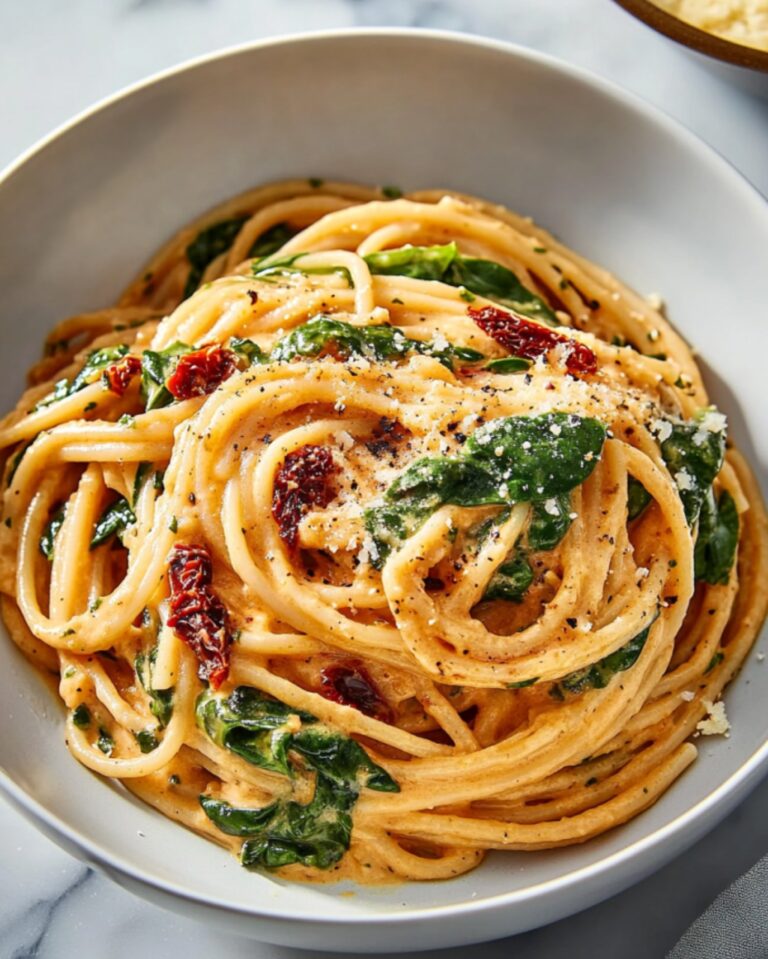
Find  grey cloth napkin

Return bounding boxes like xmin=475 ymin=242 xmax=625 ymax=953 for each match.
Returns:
xmin=668 ymin=855 xmax=768 ymax=958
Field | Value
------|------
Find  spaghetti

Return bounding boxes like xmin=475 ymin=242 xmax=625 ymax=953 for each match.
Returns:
xmin=1 ymin=179 xmax=765 ymax=884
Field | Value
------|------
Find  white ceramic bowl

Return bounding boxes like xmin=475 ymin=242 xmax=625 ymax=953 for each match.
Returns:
xmin=1 ymin=29 xmax=767 ymax=954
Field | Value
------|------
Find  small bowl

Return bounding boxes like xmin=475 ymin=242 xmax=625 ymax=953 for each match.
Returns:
xmin=613 ymin=0 xmax=768 ymax=95
xmin=1 ymin=28 xmax=768 ymax=954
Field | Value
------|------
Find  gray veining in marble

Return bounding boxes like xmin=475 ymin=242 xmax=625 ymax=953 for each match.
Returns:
xmin=1 ymin=2 xmax=767 ymax=957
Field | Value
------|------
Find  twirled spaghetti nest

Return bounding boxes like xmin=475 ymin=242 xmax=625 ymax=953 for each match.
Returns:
xmin=0 ymin=180 xmax=765 ymax=884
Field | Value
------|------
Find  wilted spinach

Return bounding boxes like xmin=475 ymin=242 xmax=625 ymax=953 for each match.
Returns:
xmin=40 ymin=504 xmax=67 ymax=560
xmin=90 ymin=497 xmax=136 ymax=549
xmin=140 ymin=341 xmax=192 ymax=411
xmin=554 ymin=623 xmax=653 ymax=696
xmin=365 ymin=413 xmax=604 ymax=568
xmin=197 ymin=686 xmax=398 ymax=871
xmin=34 ymin=345 xmax=130 ymax=411
xmin=363 ymin=242 xmax=557 ymax=325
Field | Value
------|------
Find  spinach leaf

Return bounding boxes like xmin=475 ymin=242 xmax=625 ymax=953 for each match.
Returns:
xmin=385 ymin=456 xmax=501 ymax=509
xmin=90 ymin=497 xmax=136 ymax=550
xmin=199 ymin=796 xmax=279 ymax=836
xmin=627 ymin=477 xmax=652 ymax=521
xmin=556 ymin=623 xmax=652 ymax=696
xmin=465 ymin=413 xmax=606 ymax=501
xmin=132 ymin=462 xmax=153 ymax=507
xmin=229 ymin=337 xmax=266 ymax=366
xmin=484 ymin=356 xmax=531 ymax=374
xmin=140 ymin=341 xmax=192 ymax=411
xmin=363 ymin=242 xmax=457 ymax=280
xmin=72 ymin=704 xmax=91 ymax=728
xmin=135 ymin=646 xmax=174 ymax=728
xmin=483 ymin=549 xmax=533 ymax=603
xmin=34 ymin=345 xmax=130 ymax=411
xmin=446 ymin=255 xmax=558 ymax=326
xmin=202 ymin=777 xmax=353 ymax=871
xmin=134 ymin=729 xmax=159 ymax=753
xmin=96 ymin=729 xmax=114 ymax=755
xmin=184 ymin=216 xmax=248 ymax=298
xmin=198 ymin=686 xmax=397 ymax=871
xmin=40 ymin=504 xmax=67 ymax=560
xmin=364 ymin=414 xmax=604 ymax=566
xmin=252 ymin=253 xmax=353 ymax=286
xmin=196 ymin=686 xmax=396 ymax=790
xmin=659 ymin=411 xmax=726 ymax=525
xmin=269 ymin=316 xmax=482 ymax=371
xmin=528 ymin=494 xmax=573 ymax=552
xmin=248 ymin=222 xmax=297 ymax=259
xmin=363 ymin=242 xmax=557 ymax=325
xmin=363 ymin=502 xmax=433 ymax=570
xmin=694 ymin=488 xmax=738 ymax=586
xmin=478 ymin=496 xmax=571 ymax=605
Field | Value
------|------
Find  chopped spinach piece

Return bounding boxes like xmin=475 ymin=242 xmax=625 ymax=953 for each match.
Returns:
xmin=556 ymin=623 xmax=652 ymax=696
xmin=659 ymin=411 xmax=726 ymax=525
xmin=40 ymin=504 xmax=67 ymax=560
xmin=34 ymin=345 xmax=130 ymax=410
xmin=508 ymin=678 xmax=538 ymax=688
xmin=381 ymin=185 xmax=403 ymax=199
xmin=528 ymin=494 xmax=573 ymax=552
xmin=132 ymin=462 xmax=152 ymax=506
xmin=135 ymin=647 xmax=174 ymax=728
xmin=90 ymin=497 xmax=136 ymax=550
xmin=269 ymin=316 xmax=482 ymax=370
xmin=705 ymin=650 xmax=724 ymax=673
xmin=483 ymin=549 xmax=533 ymax=603
xmin=627 ymin=477 xmax=652 ymax=521
xmin=229 ymin=337 xmax=266 ymax=366
xmin=72 ymin=704 xmax=91 ymax=728
xmin=140 ymin=341 xmax=192 ymax=411
xmin=484 ymin=356 xmax=531 ymax=374
xmin=96 ymin=729 xmax=114 ymax=755
xmin=252 ymin=253 xmax=353 ymax=286
xmin=247 ymin=222 xmax=298 ymax=259
xmin=134 ymin=729 xmax=159 ymax=753
xmin=184 ymin=216 xmax=248 ymax=298
xmin=694 ymin=488 xmax=738 ymax=586
xmin=363 ymin=242 xmax=557 ymax=325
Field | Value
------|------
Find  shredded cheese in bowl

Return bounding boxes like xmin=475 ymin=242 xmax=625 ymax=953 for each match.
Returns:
xmin=654 ymin=0 xmax=768 ymax=52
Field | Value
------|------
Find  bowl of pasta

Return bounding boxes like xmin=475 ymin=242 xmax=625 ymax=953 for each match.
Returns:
xmin=0 ymin=28 xmax=767 ymax=953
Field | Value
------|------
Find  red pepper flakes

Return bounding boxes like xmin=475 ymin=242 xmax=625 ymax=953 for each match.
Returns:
xmin=272 ymin=445 xmax=338 ymax=550
xmin=167 ymin=543 xmax=232 ymax=689
xmin=320 ymin=661 xmax=392 ymax=723
xmin=468 ymin=305 xmax=597 ymax=376
xmin=166 ymin=345 xmax=237 ymax=400
xmin=104 ymin=355 xmax=142 ymax=396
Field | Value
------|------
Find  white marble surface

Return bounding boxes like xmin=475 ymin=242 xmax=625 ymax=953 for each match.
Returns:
xmin=2 ymin=2 xmax=768 ymax=957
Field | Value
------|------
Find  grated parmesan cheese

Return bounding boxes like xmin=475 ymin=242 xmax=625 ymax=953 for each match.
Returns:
xmin=696 ymin=699 xmax=730 ymax=737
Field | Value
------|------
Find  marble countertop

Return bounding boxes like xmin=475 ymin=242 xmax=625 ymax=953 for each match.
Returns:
xmin=1 ymin=2 xmax=767 ymax=957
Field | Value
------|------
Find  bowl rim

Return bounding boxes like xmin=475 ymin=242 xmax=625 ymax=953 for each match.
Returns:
xmin=1 ymin=25 xmax=768 ymax=927
xmin=612 ymin=0 xmax=768 ymax=73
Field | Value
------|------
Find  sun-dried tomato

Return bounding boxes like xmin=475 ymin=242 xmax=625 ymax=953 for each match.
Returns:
xmin=104 ymin=355 xmax=142 ymax=396
xmin=166 ymin=345 xmax=238 ymax=400
xmin=272 ymin=445 xmax=338 ymax=550
xmin=320 ymin=661 xmax=392 ymax=723
xmin=167 ymin=543 xmax=232 ymax=689
xmin=468 ymin=305 xmax=597 ymax=376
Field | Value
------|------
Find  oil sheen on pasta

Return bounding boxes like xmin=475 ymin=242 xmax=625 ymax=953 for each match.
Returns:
xmin=0 ymin=180 xmax=766 ymax=885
